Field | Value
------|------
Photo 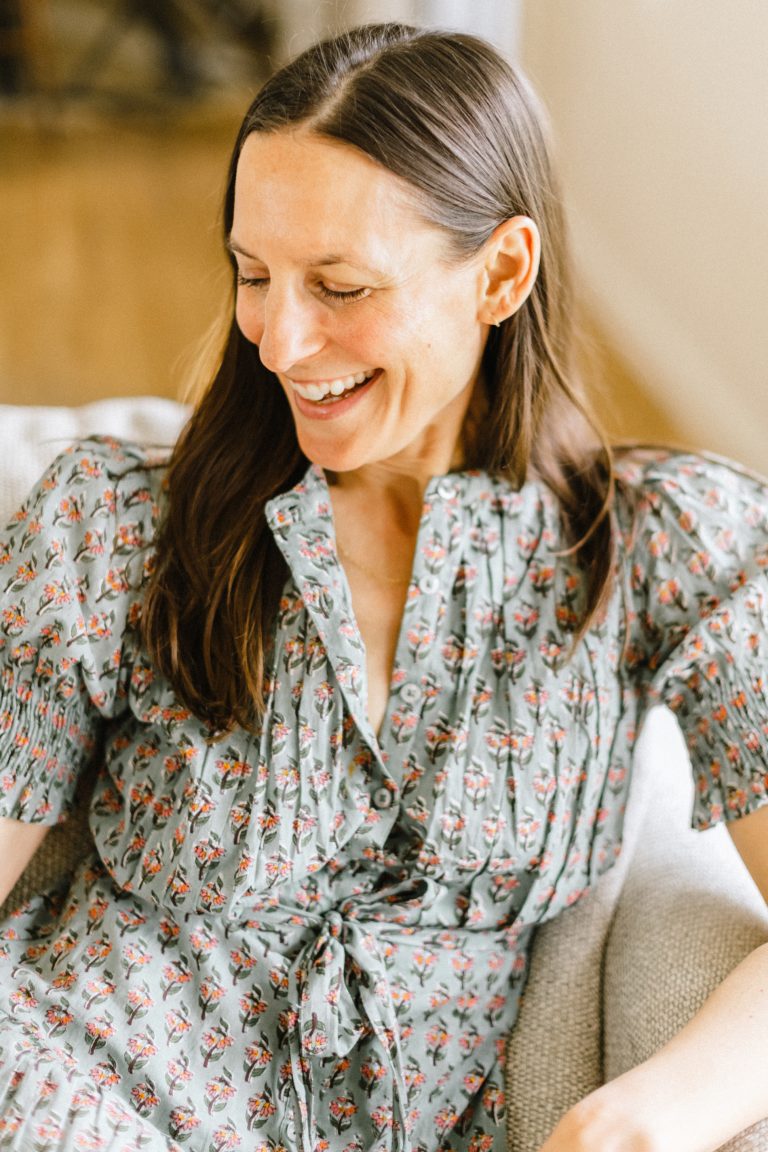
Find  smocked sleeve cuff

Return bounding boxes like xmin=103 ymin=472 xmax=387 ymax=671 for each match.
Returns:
xmin=651 ymin=576 xmax=768 ymax=830
xmin=0 ymin=679 xmax=96 ymax=823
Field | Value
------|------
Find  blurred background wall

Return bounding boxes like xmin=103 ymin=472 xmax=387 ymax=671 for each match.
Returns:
xmin=1 ymin=1 xmax=765 ymax=470
xmin=523 ymin=1 xmax=768 ymax=471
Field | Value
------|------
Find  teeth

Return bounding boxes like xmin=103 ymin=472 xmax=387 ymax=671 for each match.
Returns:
xmin=292 ymin=370 xmax=375 ymax=402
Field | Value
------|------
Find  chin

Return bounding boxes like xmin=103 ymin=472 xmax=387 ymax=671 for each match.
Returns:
xmin=308 ymin=452 xmax=372 ymax=476
xmin=296 ymin=437 xmax=370 ymax=475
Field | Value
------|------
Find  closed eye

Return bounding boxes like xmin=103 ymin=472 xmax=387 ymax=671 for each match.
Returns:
xmin=316 ymin=283 xmax=370 ymax=303
xmin=235 ymin=271 xmax=369 ymax=304
xmin=236 ymin=272 xmax=268 ymax=291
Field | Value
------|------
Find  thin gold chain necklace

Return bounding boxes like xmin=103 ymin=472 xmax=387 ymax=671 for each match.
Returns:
xmin=337 ymin=541 xmax=412 ymax=587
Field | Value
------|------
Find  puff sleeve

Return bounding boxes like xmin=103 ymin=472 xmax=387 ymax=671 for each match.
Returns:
xmin=619 ymin=451 xmax=768 ymax=830
xmin=0 ymin=437 xmax=162 ymax=824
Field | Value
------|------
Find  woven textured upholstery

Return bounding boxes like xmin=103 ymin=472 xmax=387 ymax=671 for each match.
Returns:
xmin=1 ymin=400 xmax=767 ymax=1151
xmin=505 ymin=865 xmax=622 ymax=1149
xmin=603 ymin=708 xmax=768 ymax=1152
xmin=505 ymin=688 xmax=659 ymax=1150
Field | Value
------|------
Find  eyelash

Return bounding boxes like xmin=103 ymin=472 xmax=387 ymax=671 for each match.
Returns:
xmin=235 ymin=272 xmax=369 ymax=303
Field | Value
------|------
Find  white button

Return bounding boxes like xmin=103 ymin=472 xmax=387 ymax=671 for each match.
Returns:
xmin=372 ymin=786 xmax=395 ymax=810
xmin=436 ymin=478 xmax=456 ymax=500
xmin=419 ymin=574 xmax=440 ymax=595
xmin=400 ymin=682 xmax=422 ymax=705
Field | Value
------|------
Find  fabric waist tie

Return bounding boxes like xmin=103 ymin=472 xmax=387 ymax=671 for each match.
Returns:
xmin=287 ymin=906 xmax=409 ymax=1152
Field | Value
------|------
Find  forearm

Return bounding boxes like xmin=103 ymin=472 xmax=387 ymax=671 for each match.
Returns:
xmin=541 ymin=941 xmax=768 ymax=1152
xmin=0 ymin=816 xmax=50 ymax=905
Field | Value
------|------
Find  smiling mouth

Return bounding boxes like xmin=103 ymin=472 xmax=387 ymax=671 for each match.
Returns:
xmin=290 ymin=368 xmax=379 ymax=404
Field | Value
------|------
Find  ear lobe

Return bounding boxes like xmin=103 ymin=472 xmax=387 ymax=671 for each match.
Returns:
xmin=478 ymin=216 xmax=541 ymax=327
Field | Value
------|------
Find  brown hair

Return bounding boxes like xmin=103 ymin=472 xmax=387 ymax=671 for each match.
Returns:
xmin=143 ymin=23 xmax=616 ymax=735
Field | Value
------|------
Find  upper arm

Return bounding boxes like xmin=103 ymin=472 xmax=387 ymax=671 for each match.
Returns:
xmin=618 ymin=455 xmax=768 ymax=833
xmin=0 ymin=441 xmax=155 ymax=830
xmin=0 ymin=816 xmax=50 ymax=906
xmin=728 ymin=805 xmax=768 ymax=906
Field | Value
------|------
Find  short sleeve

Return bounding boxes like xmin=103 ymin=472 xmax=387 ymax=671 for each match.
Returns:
xmin=0 ymin=437 xmax=163 ymax=824
xmin=619 ymin=451 xmax=768 ymax=830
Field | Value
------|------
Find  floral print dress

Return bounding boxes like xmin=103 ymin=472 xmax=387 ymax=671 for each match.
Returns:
xmin=0 ymin=438 xmax=766 ymax=1152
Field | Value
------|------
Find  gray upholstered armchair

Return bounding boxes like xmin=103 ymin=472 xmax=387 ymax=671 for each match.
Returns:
xmin=1 ymin=399 xmax=767 ymax=1152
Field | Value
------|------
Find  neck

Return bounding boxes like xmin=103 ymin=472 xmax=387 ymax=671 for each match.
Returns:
xmin=325 ymin=376 xmax=487 ymax=522
xmin=325 ymin=464 xmax=425 ymax=538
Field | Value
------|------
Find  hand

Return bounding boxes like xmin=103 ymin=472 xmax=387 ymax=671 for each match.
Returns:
xmin=537 ymin=1084 xmax=660 ymax=1152
xmin=538 ymin=939 xmax=768 ymax=1152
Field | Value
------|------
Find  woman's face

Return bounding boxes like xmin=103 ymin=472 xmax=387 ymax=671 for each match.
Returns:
xmin=230 ymin=130 xmax=491 ymax=478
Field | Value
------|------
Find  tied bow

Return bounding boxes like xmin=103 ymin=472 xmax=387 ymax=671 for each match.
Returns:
xmin=287 ymin=885 xmax=430 ymax=1152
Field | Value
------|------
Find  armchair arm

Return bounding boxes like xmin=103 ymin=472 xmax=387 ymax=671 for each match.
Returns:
xmin=603 ymin=711 xmax=768 ymax=1151
xmin=504 ymin=707 xmax=662 ymax=1151
xmin=505 ymin=864 xmax=624 ymax=1152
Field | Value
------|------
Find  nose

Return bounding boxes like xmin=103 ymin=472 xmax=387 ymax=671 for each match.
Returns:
xmin=247 ymin=281 xmax=327 ymax=375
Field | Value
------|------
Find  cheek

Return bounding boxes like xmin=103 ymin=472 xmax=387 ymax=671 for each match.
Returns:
xmin=235 ymin=293 xmax=264 ymax=345
xmin=334 ymin=306 xmax=386 ymax=353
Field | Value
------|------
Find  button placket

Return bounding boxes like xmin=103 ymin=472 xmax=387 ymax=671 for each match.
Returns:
xmin=377 ymin=482 xmax=457 ymax=770
xmin=381 ymin=477 xmax=472 ymax=847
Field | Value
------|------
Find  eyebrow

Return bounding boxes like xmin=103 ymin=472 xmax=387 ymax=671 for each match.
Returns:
xmin=225 ymin=237 xmax=386 ymax=278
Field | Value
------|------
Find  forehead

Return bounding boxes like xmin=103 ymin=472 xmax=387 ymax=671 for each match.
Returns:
xmin=231 ymin=131 xmax=441 ymax=267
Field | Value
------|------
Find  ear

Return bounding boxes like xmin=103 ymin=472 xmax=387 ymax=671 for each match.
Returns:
xmin=477 ymin=216 xmax=541 ymax=327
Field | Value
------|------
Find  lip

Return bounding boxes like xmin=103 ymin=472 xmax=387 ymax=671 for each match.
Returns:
xmin=289 ymin=368 xmax=382 ymax=421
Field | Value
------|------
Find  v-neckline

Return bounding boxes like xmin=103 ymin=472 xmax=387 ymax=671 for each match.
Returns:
xmin=265 ymin=464 xmax=470 ymax=766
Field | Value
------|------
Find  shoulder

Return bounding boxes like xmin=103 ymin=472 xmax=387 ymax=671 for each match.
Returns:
xmin=11 ymin=436 xmax=169 ymax=522
xmin=613 ymin=448 xmax=768 ymax=547
xmin=2 ymin=436 xmax=170 ymax=577
xmin=612 ymin=451 xmax=768 ymax=655
xmin=614 ymin=446 xmax=768 ymax=504
xmin=45 ymin=435 xmax=169 ymax=487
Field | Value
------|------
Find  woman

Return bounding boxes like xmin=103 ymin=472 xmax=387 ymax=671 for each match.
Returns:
xmin=0 ymin=22 xmax=767 ymax=1152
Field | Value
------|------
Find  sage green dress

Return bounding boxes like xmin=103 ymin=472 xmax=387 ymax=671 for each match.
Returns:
xmin=0 ymin=439 xmax=765 ymax=1151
